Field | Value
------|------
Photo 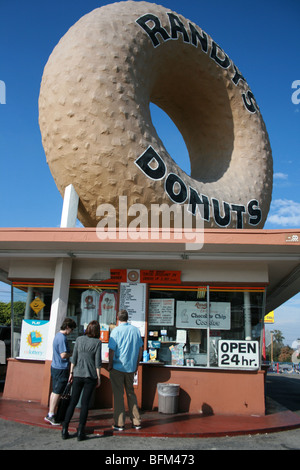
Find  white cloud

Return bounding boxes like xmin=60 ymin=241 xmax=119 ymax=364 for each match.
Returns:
xmin=274 ymin=172 xmax=288 ymax=180
xmin=267 ymin=199 xmax=300 ymax=227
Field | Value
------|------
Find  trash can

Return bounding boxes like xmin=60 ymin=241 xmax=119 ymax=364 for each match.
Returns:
xmin=157 ymin=383 xmax=180 ymax=414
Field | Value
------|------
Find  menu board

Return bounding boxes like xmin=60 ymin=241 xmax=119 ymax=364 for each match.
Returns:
xmin=176 ymin=301 xmax=231 ymax=330
xmin=119 ymin=283 xmax=146 ymax=336
xmin=148 ymin=298 xmax=175 ymax=326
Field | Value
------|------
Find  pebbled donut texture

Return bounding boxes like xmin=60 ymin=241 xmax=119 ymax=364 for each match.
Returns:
xmin=39 ymin=1 xmax=273 ymax=229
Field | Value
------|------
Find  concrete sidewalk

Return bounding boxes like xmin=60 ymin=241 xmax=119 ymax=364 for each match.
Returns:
xmin=1 ymin=372 xmax=300 ymax=440
xmin=1 ymin=394 xmax=300 ymax=439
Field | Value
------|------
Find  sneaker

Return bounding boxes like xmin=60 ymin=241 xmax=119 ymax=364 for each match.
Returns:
xmin=132 ymin=424 xmax=141 ymax=430
xmin=112 ymin=425 xmax=125 ymax=431
xmin=44 ymin=415 xmax=60 ymax=426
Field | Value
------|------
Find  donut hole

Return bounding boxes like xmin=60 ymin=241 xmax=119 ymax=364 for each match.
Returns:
xmin=150 ymin=47 xmax=234 ymax=184
xmin=150 ymin=103 xmax=191 ymax=176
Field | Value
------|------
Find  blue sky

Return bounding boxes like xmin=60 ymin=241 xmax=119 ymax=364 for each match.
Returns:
xmin=0 ymin=0 xmax=299 ymax=346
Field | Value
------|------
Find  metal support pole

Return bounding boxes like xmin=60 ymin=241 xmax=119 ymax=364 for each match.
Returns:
xmin=244 ymin=291 xmax=252 ymax=340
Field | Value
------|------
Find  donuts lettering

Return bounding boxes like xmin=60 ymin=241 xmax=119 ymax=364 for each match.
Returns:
xmin=135 ymin=146 xmax=262 ymax=228
xmin=136 ymin=12 xmax=257 ymax=114
xmin=38 ymin=1 xmax=273 ymax=229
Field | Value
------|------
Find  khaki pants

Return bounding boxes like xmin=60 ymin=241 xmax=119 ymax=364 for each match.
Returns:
xmin=110 ymin=368 xmax=141 ymax=427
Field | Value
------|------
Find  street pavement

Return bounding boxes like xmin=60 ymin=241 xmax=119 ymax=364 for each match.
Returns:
xmin=0 ymin=415 xmax=300 ymax=451
xmin=0 ymin=373 xmax=300 ymax=452
xmin=265 ymin=372 xmax=300 ymax=414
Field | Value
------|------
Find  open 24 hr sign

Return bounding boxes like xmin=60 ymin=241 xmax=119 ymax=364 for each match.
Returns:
xmin=218 ymin=340 xmax=259 ymax=369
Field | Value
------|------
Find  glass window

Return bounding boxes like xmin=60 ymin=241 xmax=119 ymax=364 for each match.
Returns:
xmin=148 ymin=286 xmax=209 ymax=367
xmin=209 ymin=288 xmax=265 ymax=367
xmin=67 ymin=284 xmax=119 ymax=360
xmin=147 ymin=286 xmax=265 ymax=369
xmin=68 ymin=283 xmax=118 ymax=332
xmin=11 ymin=282 xmax=119 ymax=359
xmin=12 ymin=283 xmax=53 ymax=357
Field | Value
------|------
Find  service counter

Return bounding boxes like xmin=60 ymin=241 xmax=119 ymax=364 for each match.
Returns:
xmin=140 ymin=362 xmax=265 ymax=416
xmin=92 ymin=361 xmax=265 ymax=416
xmin=6 ymin=273 xmax=267 ymax=416
xmin=3 ymin=357 xmax=266 ymax=417
xmin=3 ymin=358 xmax=46 ymax=402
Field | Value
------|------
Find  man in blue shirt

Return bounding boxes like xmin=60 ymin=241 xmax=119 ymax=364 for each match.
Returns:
xmin=44 ymin=317 xmax=76 ymax=425
xmin=108 ymin=310 xmax=143 ymax=430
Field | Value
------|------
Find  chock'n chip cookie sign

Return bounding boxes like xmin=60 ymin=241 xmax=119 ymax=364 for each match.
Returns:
xmin=39 ymin=1 xmax=273 ymax=229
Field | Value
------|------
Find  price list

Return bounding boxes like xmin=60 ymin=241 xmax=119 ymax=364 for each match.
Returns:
xmin=119 ymin=283 xmax=146 ymax=336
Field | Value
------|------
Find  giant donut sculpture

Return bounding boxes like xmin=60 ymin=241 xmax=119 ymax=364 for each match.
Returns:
xmin=39 ymin=1 xmax=273 ymax=229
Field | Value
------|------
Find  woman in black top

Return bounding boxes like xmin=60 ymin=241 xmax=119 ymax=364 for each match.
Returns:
xmin=62 ymin=320 xmax=102 ymax=440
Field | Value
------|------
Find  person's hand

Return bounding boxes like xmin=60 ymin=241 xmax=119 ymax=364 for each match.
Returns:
xmin=96 ymin=377 xmax=101 ymax=388
xmin=68 ymin=373 xmax=73 ymax=384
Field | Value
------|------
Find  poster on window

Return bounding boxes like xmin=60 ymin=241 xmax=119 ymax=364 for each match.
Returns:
xmin=176 ymin=301 xmax=231 ymax=330
xmin=19 ymin=319 xmax=50 ymax=360
xmin=119 ymin=283 xmax=146 ymax=336
xmin=148 ymin=298 xmax=175 ymax=326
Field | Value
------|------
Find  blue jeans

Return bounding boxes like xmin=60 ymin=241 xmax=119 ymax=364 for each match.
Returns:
xmin=63 ymin=376 xmax=96 ymax=427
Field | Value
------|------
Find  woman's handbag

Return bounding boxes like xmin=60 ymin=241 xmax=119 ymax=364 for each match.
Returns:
xmin=56 ymin=382 xmax=72 ymax=423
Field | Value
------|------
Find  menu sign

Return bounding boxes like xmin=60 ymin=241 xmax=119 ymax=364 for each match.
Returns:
xmin=110 ymin=269 xmax=181 ymax=284
xmin=140 ymin=271 xmax=181 ymax=283
xmin=176 ymin=301 xmax=231 ymax=330
xmin=119 ymin=283 xmax=146 ymax=336
xmin=149 ymin=298 xmax=175 ymax=326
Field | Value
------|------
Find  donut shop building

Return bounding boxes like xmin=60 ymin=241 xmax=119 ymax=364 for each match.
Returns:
xmin=1 ymin=225 xmax=299 ymax=416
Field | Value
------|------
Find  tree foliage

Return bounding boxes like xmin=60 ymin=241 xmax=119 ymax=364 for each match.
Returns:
xmin=278 ymin=346 xmax=294 ymax=363
xmin=265 ymin=329 xmax=296 ymax=362
xmin=0 ymin=302 xmax=11 ymax=325
xmin=0 ymin=301 xmax=26 ymax=326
